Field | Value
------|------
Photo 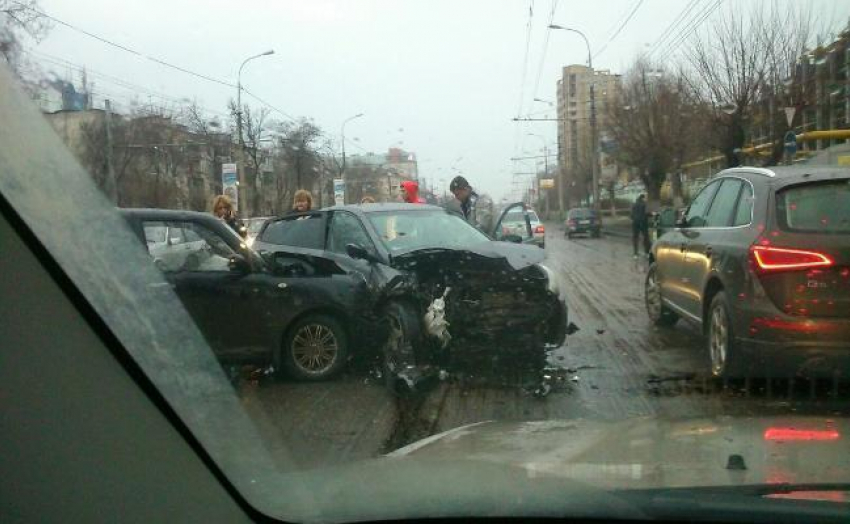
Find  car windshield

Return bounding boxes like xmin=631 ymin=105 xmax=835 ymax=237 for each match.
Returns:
xmin=776 ymin=180 xmax=850 ymax=233
xmin=367 ymin=209 xmax=489 ymax=253
xmin=4 ymin=1 xmax=850 ymax=523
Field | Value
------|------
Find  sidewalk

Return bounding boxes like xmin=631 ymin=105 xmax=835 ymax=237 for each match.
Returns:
xmin=602 ymin=215 xmax=632 ymax=238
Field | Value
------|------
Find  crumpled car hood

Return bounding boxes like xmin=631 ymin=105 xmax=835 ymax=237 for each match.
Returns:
xmin=387 ymin=416 xmax=850 ymax=490
xmin=391 ymin=241 xmax=546 ymax=272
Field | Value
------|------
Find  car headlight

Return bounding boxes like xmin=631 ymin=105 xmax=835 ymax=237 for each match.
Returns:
xmin=538 ymin=263 xmax=561 ymax=298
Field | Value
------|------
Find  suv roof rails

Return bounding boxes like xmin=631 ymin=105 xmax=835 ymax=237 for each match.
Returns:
xmin=716 ymin=167 xmax=776 ymax=178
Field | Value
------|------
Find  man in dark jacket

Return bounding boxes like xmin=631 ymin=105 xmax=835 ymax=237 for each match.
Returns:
xmin=449 ymin=175 xmax=493 ymax=231
xmin=631 ymin=194 xmax=650 ymax=258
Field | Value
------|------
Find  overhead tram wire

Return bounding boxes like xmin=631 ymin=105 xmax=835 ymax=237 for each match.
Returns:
xmin=513 ymin=0 xmax=536 ymax=160
xmin=24 ymin=50 xmax=231 ymax=120
xmin=516 ymin=0 xmax=558 ymax=179
xmin=593 ymin=0 xmax=645 ymax=60
xmin=655 ymin=0 xmax=724 ymax=62
xmin=14 ymin=0 xmax=376 ymax=158
xmin=644 ymin=0 xmax=703 ymax=59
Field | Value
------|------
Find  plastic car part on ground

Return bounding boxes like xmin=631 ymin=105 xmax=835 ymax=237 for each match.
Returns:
xmin=424 ymin=287 xmax=452 ymax=348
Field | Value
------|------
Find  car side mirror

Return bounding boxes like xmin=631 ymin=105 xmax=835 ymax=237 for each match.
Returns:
xmin=346 ymin=243 xmax=377 ymax=263
xmin=228 ymin=254 xmax=250 ymax=273
xmin=503 ymin=234 xmax=523 ymax=244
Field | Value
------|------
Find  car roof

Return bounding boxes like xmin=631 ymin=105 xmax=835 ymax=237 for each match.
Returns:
xmin=715 ymin=166 xmax=850 ymax=188
xmin=322 ymin=203 xmax=447 ymax=214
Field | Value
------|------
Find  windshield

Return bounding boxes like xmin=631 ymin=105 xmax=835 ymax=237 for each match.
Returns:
xmin=367 ymin=209 xmax=489 ymax=253
xmin=4 ymin=1 xmax=850 ymax=522
xmin=503 ymin=209 xmax=540 ymax=223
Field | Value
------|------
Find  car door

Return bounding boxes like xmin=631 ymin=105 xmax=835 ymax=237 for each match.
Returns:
xmin=659 ymin=180 xmax=721 ymax=314
xmin=140 ymin=219 xmax=253 ymax=359
xmin=680 ymin=178 xmax=744 ymax=319
xmin=491 ymin=202 xmax=534 ymax=244
xmin=327 ymin=211 xmax=379 ymax=268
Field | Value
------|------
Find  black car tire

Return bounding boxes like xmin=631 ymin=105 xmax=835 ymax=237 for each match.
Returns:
xmin=278 ymin=314 xmax=348 ymax=381
xmin=592 ymin=229 xmax=601 ymax=238
xmin=645 ymin=263 xmax=678 ymax=327
xmin=707 ymin=292 xmax=743 ymax=378
xmin=382 ymin=301 xmax=422 ymax=395
xmin=566 ymin=232 xmax=573 ymax=239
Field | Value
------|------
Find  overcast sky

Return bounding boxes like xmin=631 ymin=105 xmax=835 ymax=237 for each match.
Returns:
xmin=29 ymin=0 xmax=850 ymax=201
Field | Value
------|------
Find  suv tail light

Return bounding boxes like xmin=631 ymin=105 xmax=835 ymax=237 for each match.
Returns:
xmin=534 ymin=225 xmax=545 ymax=234
xmin=750 ymin=245 xmax=834 ymax=272
xmin=567 ymin=219 xmax=576 ymax=226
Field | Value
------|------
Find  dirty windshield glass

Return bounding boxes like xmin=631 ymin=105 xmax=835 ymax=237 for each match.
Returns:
xmin=4 ymin=0 xmax=850 ymax=522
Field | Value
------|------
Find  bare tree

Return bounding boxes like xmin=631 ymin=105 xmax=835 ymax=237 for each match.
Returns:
xmin=1 ymin=0 xmax=51 ymax=76
xmin=606 ymin=59 xmax=700 ymax=204
xmin=682 ymin=3 xmax=815 ymax=168
xmin=267 ymin=118 xmax=323 ymax=213
xmin=78 ymin=108 xmax=186 ymax=208
xmin=182 ymin=101 xmax=227 ymax=210
xmin=228 ymin=100 xmax=270 ymax=215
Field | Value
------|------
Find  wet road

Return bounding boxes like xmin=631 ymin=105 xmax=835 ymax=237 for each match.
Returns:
xmin=238 ymin=225 xmax=849 ymax=471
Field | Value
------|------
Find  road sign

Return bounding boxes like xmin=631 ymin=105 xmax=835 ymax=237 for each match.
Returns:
xmin=540 ymin=178 xmax=555 ymax=189
xmin=784 ymin=107 xmax=796 ymax=127
xmin=333 ymin=178 xmax=345 ymax=206
xmin=221 ymin=163 xmax=238 ymax=211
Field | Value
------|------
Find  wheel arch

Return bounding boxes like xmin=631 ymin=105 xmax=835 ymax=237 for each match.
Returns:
xmin=702 ymin=275 xmax=726 ymax=332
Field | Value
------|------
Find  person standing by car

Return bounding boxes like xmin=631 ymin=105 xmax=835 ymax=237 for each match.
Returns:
xmin=400 ymin=180 xmax=426 ymax=204
xmin=212 ymin=195 xmax=245 ymax=237
xmin=631 ymin=194 xmax=650 ymax=258
xmin=286 ymin=189 xmax=313 ymax=216
xmin=449 ymin=175 xmax=493 ymax=232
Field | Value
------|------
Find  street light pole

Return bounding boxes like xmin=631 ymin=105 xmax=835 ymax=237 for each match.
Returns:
xmin=339 ymin=113 xmax=364 ymax=204
xmin=235 ymin=49 xmax=274 ymax=216
xmin=549 ymin=24 xmax=601 ymax=213
xmin=527 ymin=133 xmax=549 ymax=216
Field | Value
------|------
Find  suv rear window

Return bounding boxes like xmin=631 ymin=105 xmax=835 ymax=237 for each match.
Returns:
xmin=259 ymin=215 xmax=324 ymax=248
xmin=569 ymin=208 xmax=595 ymax=219
xmin=776 ymin=180 xmax=850 ymax=234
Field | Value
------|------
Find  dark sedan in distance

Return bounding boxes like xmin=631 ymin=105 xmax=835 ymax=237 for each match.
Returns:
xmin=565 ymin=208 xmax=602 ymax=238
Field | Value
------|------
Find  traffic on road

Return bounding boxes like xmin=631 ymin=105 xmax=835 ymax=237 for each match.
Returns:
xmin=4 ymin=2 xmax=850 ymax=522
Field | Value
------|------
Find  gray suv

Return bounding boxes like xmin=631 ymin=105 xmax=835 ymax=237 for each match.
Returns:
xmin=645 ymin=166 xmax=850 ymax=378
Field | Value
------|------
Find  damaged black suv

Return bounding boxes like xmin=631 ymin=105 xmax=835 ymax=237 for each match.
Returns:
xmin=254 ymin=203 xmax=568 ymax=390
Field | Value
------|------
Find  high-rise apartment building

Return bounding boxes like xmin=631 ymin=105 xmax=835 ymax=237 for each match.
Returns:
xmin=556 ymin=65 xmax=620 ymax=208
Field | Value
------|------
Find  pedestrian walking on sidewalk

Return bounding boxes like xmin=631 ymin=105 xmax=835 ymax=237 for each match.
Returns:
xmin=631 ymin=194 xmax=650 ymax=258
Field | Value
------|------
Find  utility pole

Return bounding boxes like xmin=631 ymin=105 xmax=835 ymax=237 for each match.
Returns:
xmin=236 ymin=50 xmax=274 ymax=216
xmin=103 ymin=99 xmax=118 ymax=204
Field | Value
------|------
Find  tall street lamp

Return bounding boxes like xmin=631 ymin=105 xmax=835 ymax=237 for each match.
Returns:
xmin=527 ymin=133 xmax=550 ymax=216
xmin=235 ymin=49 xmax=274 ymax=215
xmin=549 ymin=24 xmax=601 ymax=212
xmin=340 ymin=113 xmax=364 ymax=204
